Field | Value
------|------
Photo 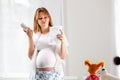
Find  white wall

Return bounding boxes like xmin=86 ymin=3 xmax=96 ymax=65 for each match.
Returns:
xmin=64 ymin=0 xmax=117 ymax=79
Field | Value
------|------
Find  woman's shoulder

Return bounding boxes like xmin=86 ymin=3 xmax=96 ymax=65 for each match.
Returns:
xmin=33 ymin=32 xmax=41 ymax=41
xmin=54 ymin=25 xmax=63 ymax=27
xmin=50 ymin=25 xmax=64 ymax=33
xmin=50 ymin=25 xmax=63 ymax=29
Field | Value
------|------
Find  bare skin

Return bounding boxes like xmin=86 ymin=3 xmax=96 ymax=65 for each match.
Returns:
xmin=24 ymin=12 xmax=67 ymax=60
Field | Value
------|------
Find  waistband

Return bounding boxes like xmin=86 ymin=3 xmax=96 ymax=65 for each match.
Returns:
xmin=36 ymin=67 xmax=54 ymax=71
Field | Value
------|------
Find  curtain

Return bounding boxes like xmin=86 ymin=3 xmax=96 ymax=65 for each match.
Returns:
xmin=0 ymin=0 xmax=63 ymax=77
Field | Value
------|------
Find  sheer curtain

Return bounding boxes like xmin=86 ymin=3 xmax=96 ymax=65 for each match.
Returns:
xmin=0 ymin=0 xmax=63 ymax=77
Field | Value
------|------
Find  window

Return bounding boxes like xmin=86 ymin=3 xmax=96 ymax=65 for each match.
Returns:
xmin=0 ymin=0 xmax=64 ymax=77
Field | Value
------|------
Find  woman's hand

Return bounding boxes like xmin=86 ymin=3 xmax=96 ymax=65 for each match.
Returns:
xmin=57 ymin=29 xmax=64 ymax=42
xmin=57 ymin=29 xmax=67 ymax=59
xmin=23 ymin=27 xmax=33 ymax=39
xmin=23 ymin=27 xmax=34 ymax=59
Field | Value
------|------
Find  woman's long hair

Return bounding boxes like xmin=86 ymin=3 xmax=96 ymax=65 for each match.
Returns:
xmin=33 ymin=7 xmax=53 ymax=33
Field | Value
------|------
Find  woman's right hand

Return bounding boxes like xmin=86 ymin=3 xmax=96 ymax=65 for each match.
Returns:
xmin=23 ymin=27 xmax=33 ymax=39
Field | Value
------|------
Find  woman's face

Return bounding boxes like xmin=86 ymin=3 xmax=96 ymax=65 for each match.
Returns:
xmin=38 ymin=12 xmax=50 ymax=29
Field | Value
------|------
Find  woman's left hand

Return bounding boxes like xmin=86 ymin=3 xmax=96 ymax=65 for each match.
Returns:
xmin=57 ymin=29 xmax=64 ymax=42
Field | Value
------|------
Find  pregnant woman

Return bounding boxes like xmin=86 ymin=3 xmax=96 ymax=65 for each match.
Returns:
xmin=23 ymin=7 xmax=69 ymax=80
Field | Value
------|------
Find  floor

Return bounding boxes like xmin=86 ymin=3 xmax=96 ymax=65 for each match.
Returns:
xmin=0 ymin=76 xmax=78 ymax=80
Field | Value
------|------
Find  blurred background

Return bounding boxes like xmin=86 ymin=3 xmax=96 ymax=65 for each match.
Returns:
xmin=0 ymin=0 xmax=120 ymax=80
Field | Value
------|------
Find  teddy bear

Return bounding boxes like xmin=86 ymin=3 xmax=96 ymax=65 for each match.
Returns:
xmin=96 ymin=67 xmax=120 ymax=80
xmin=84 ymin=59 xmax=104 ymax=80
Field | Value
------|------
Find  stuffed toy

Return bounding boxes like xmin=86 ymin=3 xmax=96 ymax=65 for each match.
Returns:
xmin=96 ymin=67 xmax=120 ymax=80
xmin=84 ymin=60 xmax=104 ymax=80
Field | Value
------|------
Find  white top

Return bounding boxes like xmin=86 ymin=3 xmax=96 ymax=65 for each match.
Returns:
xmin=36 ymin=34 xmax=56 ymax=68
xmin=33 ymin=26 xmax=69 ymax=68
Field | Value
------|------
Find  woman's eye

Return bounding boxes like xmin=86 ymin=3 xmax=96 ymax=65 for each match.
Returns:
xmin=38 ymin=18 xmax=42 ymax=20
xmin=38 ymin=17 xmax=47 ymax=20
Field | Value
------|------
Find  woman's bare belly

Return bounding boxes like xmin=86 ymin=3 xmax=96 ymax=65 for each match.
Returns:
xmin=37 ymin=67 xmax=54 ymax=71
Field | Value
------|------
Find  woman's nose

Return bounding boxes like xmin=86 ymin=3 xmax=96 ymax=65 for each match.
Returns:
xmin=41 ymin=18 xmax=45 ymax=21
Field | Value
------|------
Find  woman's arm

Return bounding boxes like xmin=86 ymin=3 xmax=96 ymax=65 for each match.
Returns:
xmin=60 ymin=40 xmax=67 ymax=59
xmin=28 ymin=37 xmax=34 ymax=59
xmin=24 ymin=28 xmax=35 ymax=60
xmin=57 ymin=29 xmax=68 ymax=59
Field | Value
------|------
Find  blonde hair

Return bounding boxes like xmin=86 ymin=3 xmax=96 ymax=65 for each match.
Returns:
xmin=33 ymin=7 xmax=53 ymax=33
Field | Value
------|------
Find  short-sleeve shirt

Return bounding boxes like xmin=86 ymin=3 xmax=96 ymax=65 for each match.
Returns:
xmin=33 ymin=26 xmax=69 ymax=68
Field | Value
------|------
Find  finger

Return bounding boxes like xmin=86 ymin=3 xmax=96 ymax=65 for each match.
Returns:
xmin=23 ymin=28 xmax=28 ymax=32
xmin=26 ymin=28 xmax=32 ymax=32
xmin=23 ymin=29 xmax=26 ymax=32
xmin=57 ymin=34 xmax=61 ymax=37
xmin=59 ymin=29 xmax=63 ymax=35
xmin=57 ymin=34 xmax=63 ymax=39
xmin=24 ymin=28 xmax=30 ymax=34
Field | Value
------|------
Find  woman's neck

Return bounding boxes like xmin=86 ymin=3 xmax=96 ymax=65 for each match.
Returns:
xmin=41 ymin=27 xmax=49 ymax=34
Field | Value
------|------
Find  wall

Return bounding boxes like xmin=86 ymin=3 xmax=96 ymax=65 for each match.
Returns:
xmin=64 ymin=0 xmax=117 ymax=79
